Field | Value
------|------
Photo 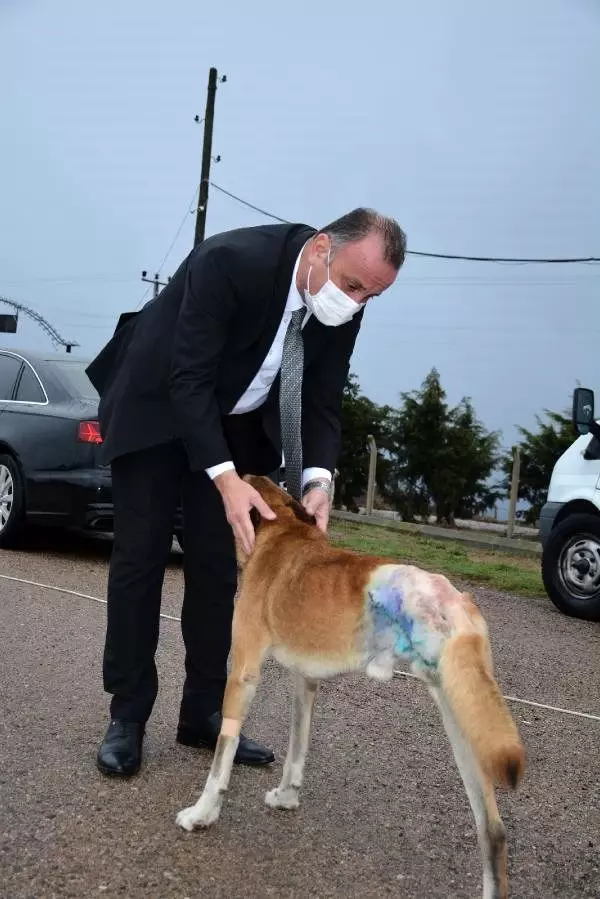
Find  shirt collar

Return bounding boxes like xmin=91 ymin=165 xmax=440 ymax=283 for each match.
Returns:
xmin=286 ymin=240 xmax=311 ymax=317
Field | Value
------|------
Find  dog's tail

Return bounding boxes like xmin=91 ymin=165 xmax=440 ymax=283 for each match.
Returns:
xmin=439 ymin=631 xmax=525 ymax=789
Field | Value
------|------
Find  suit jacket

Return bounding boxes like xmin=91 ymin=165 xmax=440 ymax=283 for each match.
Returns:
xmin=86 ymin=223 xmax=364 ymax=475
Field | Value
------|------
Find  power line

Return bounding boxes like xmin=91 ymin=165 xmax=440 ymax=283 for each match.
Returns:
xmin=209 ymin=181 xmax=600 ymax=265
xmin=6 ymin=272 xmax=598 ymax=295
xmin=134 ymin=284 xmax=152 ymax=310
xmin=134 ymin=184 xmax=199 ymax=310
xmin=210 ymin=182 xmax=290 ymax=224
xmin=155 ymin=183 xmax=199 ymax=275
xmin=406 ymin=249 xmax=600 ymax=264
xmin=45 ymin=306 xmax=125 ymax=319
xmin=0 ymin=275 xmax=137 ymax=285
xmin=45 ymin=310 xmax=596 ymax=338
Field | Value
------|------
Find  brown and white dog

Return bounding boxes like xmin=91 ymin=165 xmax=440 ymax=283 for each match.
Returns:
xmin=176 ymin=476 xmax=526 ymax=899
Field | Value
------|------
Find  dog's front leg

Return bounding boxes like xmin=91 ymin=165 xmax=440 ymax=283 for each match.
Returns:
xmin=176 ymin=667 xmax=261 ymax=831
xmin=265 ymin=672 xmax=318 ymax=811
xmin=176 ymin=726 xmax=241 ymax=831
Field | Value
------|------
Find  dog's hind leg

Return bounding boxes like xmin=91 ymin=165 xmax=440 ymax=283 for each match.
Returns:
xmin=265 ymin=672 xmax=319 ymax=811
xmin=176 ymin=602 xmax=269 ymax=831
xmin=428 ymin=684 xmax=508 ymax=899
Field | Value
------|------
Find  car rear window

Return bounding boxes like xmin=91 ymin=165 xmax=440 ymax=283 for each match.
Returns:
xmin=0 ymin=353 xmax=23 ymax=400
xmin=15 ymin=364 xmax=46 ymax=403
xmin=47 ymin=360 xmax=99 ymax=400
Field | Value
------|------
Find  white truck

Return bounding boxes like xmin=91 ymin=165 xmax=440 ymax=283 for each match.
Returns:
xmin=539 ymin=387 xmax=600 ymax=621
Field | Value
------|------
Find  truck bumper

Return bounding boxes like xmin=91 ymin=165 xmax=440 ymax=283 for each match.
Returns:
xmin=539 ymin=502 xmax=563 ymax=547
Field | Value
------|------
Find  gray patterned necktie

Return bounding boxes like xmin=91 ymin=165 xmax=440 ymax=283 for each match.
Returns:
xmin=279 ymin=307 xmax=306 ymax=500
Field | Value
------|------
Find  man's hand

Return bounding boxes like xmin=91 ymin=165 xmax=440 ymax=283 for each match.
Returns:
xmin=214 ymin=470 xmax=276 ymax=555
xmin=302 ymin=486 xmax=330 ymax=533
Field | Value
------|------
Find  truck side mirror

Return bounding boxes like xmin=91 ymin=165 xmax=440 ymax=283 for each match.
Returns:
xmin=572 ymin=387 xmax=596 ymax=436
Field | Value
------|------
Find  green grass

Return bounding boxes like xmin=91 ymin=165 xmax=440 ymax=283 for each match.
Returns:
xmin=328 ymin=519 xmax=544 ymax=596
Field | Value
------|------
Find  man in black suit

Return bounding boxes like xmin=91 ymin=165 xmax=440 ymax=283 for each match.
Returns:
xmin=87 ymin=208 xmax=406 ymax=777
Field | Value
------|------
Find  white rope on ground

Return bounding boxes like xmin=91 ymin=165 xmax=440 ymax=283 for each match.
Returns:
xmin=391 ymin=670 xmax=600 ymax=723
xmin=0 ymin=573 xmax=181 ymax=622
xmin=2 ymin=572 xmax=599 ymax=724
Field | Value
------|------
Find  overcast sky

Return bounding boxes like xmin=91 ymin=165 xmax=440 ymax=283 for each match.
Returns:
xmin=1 ymin=0 xmax=599 ymax=454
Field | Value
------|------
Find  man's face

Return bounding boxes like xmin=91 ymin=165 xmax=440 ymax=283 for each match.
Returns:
xmin=305 ymin=232 xmax=399 ymax=305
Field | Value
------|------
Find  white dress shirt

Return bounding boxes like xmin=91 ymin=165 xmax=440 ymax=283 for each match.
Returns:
xmin=205 ymin=246 xmax=331 ymax=490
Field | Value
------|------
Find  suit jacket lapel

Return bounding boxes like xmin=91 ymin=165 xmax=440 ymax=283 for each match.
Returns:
xmin=227 ymin=224 xmax=315 ymax=411
xmin=262 ymin=223 xmax=315 ymax=354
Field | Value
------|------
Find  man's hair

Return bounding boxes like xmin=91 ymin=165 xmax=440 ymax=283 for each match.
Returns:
xmin=318 ymin=208 xmax=407 ymax=269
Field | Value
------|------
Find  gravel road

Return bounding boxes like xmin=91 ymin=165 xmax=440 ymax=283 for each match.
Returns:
xmin=1 ymin=530 xmax=598 ymax=898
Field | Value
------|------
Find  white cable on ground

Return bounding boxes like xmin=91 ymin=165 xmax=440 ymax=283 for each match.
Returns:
xmin=0 ymin=573 xmax=181 ymax=622
xmin=391 ymin=670 xmax=600 ymax=723
xmin=2 ymin=573 xmax=599 ymax=723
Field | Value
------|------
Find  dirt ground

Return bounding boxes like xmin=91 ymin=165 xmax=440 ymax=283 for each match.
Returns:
xmin=1 ymin=531 xmax=598 ymax=898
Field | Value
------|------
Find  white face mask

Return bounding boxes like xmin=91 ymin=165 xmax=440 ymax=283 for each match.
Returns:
xmin=303 ymin=250 xmax=361 ymax=327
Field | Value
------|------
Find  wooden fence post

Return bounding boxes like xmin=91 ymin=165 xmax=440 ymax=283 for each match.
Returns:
xmin=506 ymin=445 xmax=521 ymax=539
xmin=366 ymin=435 xmax=377 ymax=516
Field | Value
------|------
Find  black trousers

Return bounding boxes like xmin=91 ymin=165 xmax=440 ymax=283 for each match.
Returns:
xmin=103 ymin=411 xmax=278 ymax=726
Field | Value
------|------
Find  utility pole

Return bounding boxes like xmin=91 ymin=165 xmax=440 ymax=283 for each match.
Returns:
xmin=194 ymin=67 xmax=226 ymax=247
xmin=141 ymin=271 xmax=170 ymax=299
xmin=506 ymin=445 xmax=521 ymax=539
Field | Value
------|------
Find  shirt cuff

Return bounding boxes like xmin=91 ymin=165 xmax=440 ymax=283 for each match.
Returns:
xmin=302 ymin=467 xmax=332 ymax=490
xmin=205 ymin=460 xmax=236 ymax=480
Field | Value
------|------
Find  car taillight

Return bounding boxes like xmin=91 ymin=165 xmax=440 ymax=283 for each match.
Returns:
xmin=78 ymin=420 xmax=103 ymax=444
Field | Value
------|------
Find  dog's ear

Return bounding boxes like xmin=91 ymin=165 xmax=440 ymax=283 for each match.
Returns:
xmin=249 ymin=507 xmax=262 ymax=531
xmin=287 ymin=495 xmax=317 ymax=526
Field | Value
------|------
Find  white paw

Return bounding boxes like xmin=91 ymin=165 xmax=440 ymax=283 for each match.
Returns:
xmin=176 ymin=796 xmax=220 ymax=831
xmin=264 ymin=786 xmax=300 ymax=810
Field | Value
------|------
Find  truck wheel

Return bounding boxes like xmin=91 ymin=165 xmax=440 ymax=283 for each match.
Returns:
xmin=541 ymin=513 xmax=600 ymax=622
xmin=0 ymin=454 xmax=27 ymax=549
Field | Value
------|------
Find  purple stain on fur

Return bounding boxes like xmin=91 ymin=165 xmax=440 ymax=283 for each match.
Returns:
xmin=367 ymin=569 xmax=442 ymax=669
xmin=368 ymin=582 xmax=416 ymax=657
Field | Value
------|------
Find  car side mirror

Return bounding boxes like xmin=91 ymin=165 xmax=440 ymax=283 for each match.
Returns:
xmin=572 ymin=387 xmax=597 ymax=436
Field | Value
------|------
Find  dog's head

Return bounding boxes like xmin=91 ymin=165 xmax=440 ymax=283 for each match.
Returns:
xmin=234 ymin=475 xmax=318 ymax=569
xmin=244 ymin=474 xmax=317 ymax=524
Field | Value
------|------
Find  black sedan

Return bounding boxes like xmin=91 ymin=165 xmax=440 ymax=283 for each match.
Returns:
xmin=0 ymin=347 xmax=183 ymax=548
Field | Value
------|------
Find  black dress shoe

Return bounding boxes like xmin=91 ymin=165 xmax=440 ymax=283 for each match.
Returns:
xmin=176 ymin=712 xmax=275 ymax=766
xmin=97 ymin=720 xmax=145 ymax=777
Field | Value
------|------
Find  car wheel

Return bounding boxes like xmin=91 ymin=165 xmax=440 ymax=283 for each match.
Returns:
xmin=175 ymin=529 xmax=184 ymax=552
xmin=541 ymin=512 xmax=600 ymax=622
xmin=0 ymin=454 xmax=26 ymax=549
